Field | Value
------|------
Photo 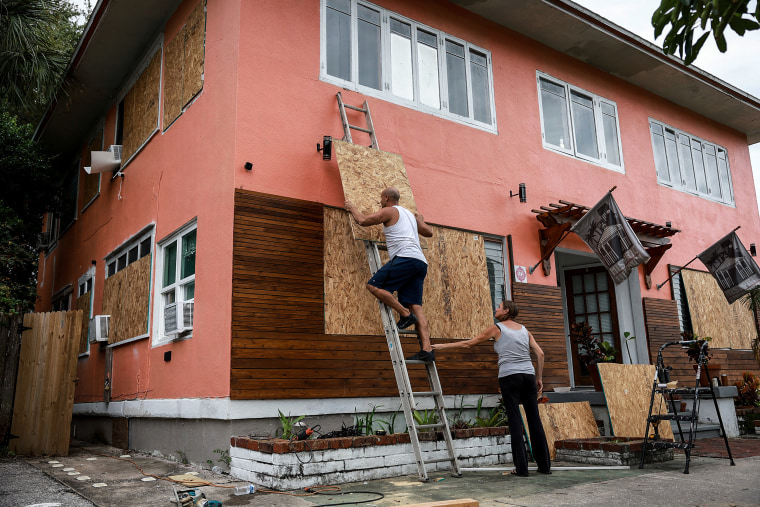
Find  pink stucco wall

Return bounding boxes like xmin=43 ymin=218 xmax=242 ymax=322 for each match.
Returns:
xmin=40 ymin=0 xmax=759 ymax=403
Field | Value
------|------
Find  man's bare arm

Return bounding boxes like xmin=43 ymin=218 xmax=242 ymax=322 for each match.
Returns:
xmin=345 ymin=201 xmax=395 ymax=227
xmin=415 ymin=213 xmax=434 ymax=237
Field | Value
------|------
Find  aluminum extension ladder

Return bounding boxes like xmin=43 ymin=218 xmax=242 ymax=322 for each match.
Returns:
xmin=336 ymin=92 xmax=461 ymax=481
xmin=640 ymin=340 xmax=735 ymax=474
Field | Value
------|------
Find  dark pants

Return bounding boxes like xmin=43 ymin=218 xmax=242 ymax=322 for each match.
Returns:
xmin=499 ymin=373 xmax=551 ymax=475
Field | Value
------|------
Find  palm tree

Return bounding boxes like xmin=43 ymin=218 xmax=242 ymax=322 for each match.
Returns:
xmin=0 ymin=0 xmax=88 ymax=121
xmin=740 ymin=287 xmax=760 ymax=362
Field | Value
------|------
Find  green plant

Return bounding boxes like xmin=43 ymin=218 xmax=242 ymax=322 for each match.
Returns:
xmin=375 ymin=405 xmax=402 ymax=434
xmin=623 ymin=331 xmax=636 ymax=361
xmin=276 ymin=410 xmax=306 ymax=440
xmin=734 ymin=372 xmax=760 ymax=407
xmin=355 ymin=404 xmax=383 ymax=436
xmin=570 ymin=321 xmax=617 ymax=366
xmin=681 ymin=331 xmax=713 ymax=364
xmin=412 ymin=409 xmax=439 ymax=431
xmin=175 ymin=450 xmax=189 ymax=465
xmin=213 ymin=448 xmax=231 ymax=467
xmin=473 ymin=396 xmax=507 ymax=428
xmin=448 ymin=396 xmax=473 ymax=430
xmin=739 ymin=287 xmax=760 ymax=363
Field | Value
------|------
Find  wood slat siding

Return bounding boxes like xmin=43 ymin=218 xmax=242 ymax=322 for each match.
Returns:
xmin=512 ymin=283 xmax=570 ymax=390
xmin=643 ymin=297 xmax=760 ymax=386
xmin=230 ymin=190 xmax=504 ymax=400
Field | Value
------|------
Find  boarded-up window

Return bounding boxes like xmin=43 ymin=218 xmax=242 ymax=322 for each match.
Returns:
xmin=81 ymin=130 xmax=103 ymax=211
xmin=121 ymin=50 xmax=162 ymax=162
xmin=102 ymin=255 xmax=152 ymax=344
xmin=163 ymin=0 xmax=206 ymax=129
xmin=680 ymin=268 xmax=756 ymax=349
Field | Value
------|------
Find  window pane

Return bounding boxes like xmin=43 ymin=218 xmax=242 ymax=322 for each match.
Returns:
xmin=326 ymin=0 xmax=350 ymax=14
xmin=470 ymin=50 xmax=491 ymax=124
xmin=540 ymin=79 xmax=570 ymax=150
xmin=703 ymin=144 xmax=721 ymax=199
xmin=163 ymin=242 xmax=177 ymax=288
xmin=358 ymin=6 xmax=381 ymax=90
xmin=417 ymin=32 xmax=440 ymax=108
xmin=445 ymin=40 xmax=468 ymax=117
xmin=117 ymin=253 xmax=127 ymax=271
xmin=326 ymin=3 xmax=351 ymax=81
xmin=570 ymin=91 xmax=598 ymax=159
xmin=690 ymin=140 xmax=707 ymax=194
xmin=600 ymin=312 xmax=612 ymax=333
xmin=583 ymin=273 xmax=595 ymax=292
xmin=80 ymin=283 xmax=85 ymax=295
xmin=651 ymin=126 xmax=670 ymax=184
xmin=181 ymin=230 xmax=196 ymax=279
xmin=107 ymin=261 xmax=116 ymax=277
xmin=140 ymin=237 xmax=151 ymax=258
xmin=390 ymin=21 xmax=413 ymax=101
xmin=717 ymin=150 xmax=733 ymax=202
xmin=585 ymin=294 xmax=598 ymax=313
xmin=674 ymin=133 xmax=693 ymax=190
xmin=587 ymin=314 xmax=600 ymax=334
xmin=128 ymin=246 xmax=138 ymax=264
xmin=485 ymin=239 xmax=504 ymax=310
xmin=598 ymin=292 xmax=610 ymax=312
xmin=601 ymin=103 xmax=620 ymax=166
xmin=595 ymin=271 xmax=608 ymax=291
xmin=572 ymin=274 xmax=583 ymax=293
xmin=574 ymin=295 xmax=585 ymax=314
xmin=184 ymin=281 xmax=195 ymax=301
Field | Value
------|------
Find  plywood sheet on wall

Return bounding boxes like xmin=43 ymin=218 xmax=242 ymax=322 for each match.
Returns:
xmin=681 ymin=268 xmax=756 ymax=349
xmin=521 ymin=401 xmax=599 ymax=460
xmin=75 ymin=293 xmax=90 ymax=354
xmin=183 ymin=0 xmax=206 ymax=105
xmin=81 ymin=132 xmax=102 ymax=208
xmin=122 ymin=50 xmax=161 ymax=162
xmin=324 ymin=207 xmax=492 ymax=339
xmin=102 ymin=255 xmax=151 ymax=344
xmin=597 ymin=363 xmax=674 ymax=440
xmin=334 ymin=140 xmax=422 ymax=244
xmin=163 ymin=32 xmax=184 ymax=129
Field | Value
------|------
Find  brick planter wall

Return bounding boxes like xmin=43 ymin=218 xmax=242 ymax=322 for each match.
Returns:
xmin=555 ymin=437 xmax=674 ymax=466
xmin=229 ymin=428 xmax=512 ymax=490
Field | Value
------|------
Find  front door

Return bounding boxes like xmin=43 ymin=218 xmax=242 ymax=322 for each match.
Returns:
xmin=565 ymin=266 xmax=622 ymax=386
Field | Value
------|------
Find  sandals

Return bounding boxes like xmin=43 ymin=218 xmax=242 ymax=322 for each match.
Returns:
xmin=510 ymin=469 xmax=529 ymax=477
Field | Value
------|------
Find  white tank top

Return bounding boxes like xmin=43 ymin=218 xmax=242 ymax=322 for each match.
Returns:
xmin=383 ymin=206 xmax=427 ymax=264
xmin=494 ymin=323 xmax=535 ymax=378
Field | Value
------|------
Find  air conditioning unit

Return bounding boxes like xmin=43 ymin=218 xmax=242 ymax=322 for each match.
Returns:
xmin=164 ymin=301 xmax=194 ymax=336
xmin=87 ymin=144 xmax=123 ymax=174
xmin=89 ymin=315 xmax=110 ymax=343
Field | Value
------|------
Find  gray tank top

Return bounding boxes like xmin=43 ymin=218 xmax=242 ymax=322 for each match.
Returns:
xmin=493 ymin=322 xmax=535 ymax=378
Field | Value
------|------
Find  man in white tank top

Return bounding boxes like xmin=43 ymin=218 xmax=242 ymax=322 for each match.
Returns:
xmin=345 ymin=188 xmax=435 ymax=361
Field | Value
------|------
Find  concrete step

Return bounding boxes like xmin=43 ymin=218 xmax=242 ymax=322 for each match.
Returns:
xmin=669 ymin=422 xmax=721 ymax=439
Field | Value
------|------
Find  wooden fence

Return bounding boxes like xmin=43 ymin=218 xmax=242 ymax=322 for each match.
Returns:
xmin=9 ymin=311 xmax=83 ymax=455
xmin=0 ymin=313 xmax=23 ymax=446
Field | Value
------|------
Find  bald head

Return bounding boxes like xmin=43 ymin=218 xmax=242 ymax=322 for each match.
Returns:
xmin=381 ymin=187 xmax=400 ymax=203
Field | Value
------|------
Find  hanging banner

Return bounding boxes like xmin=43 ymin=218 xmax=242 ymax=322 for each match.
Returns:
xmin=570 ymin=192 xmax=650 ymax=285
xmin=697 ymin=231 xmax=760 ymax=304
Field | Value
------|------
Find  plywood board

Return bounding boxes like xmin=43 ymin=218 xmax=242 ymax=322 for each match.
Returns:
xmin=183 ymin=0 xmax=206 ymax=106
xmin=324 ymin=208 xmax=493 ymax=339
xmin=75 ymin=292 xmax=90 ymax=354
xmin=102 ymin=255 xmax=151 ymax=344
xmin=163 ymin=29 xmax=184 ymax=129
xmin=520 ymin=401 xmax=599 ymax=460
xmin=122 ymin=49 xmax=161 ymax=162
xmin=597 ymin=363 xmax=674 ymax=440
xmin=334 ymin=140 xmax=422 ymax=244
xmin=681 ymin=268 xmax=756 ymax=349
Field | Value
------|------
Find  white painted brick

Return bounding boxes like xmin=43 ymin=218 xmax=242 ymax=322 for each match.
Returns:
xmin=384 ymin=453 xmax=415 ymax=467
xmin=343 ymin=456 xmax=381 ymax=470
xmin=229 ymin=466 xmax=256 ymax=483
xmin=301 ymin=460 xmax=345 ymax=475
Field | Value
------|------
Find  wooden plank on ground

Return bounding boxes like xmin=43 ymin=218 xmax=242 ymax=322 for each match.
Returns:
xmin=597 ymin=363 xmax=674 ymax=440
xmin=520 ymin=401 xmax=599 ymax=460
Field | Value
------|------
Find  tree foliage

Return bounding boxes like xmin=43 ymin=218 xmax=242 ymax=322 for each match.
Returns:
xmin=652 ymin=0 xmax=760 ymax=65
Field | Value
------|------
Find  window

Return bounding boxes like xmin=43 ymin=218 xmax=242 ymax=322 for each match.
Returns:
xmin=484 ymin=237 xmax=509 ymax=311
xmin=322 ymin=0 xmax=496 ymax=130
xmin=649 ymin=119 xmax=734 ymax=205
xmin=154 ymin=221 xmax=196 ymax=343
xmin=105 ymin=228 xmax=153 ymax=278
xmin=537 ymin=73 xmax=624 ymax=171
xmin=51 ymin=285 xmax=72 ymax=312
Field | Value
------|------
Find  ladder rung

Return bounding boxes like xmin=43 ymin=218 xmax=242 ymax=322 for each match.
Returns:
xmin=415 ymin=423 xmax=445 ymax=431
xmin=649 ymin=414 xmax=694 ymax=422
xmin=344 ymin=104 xmax=367 ymax=112
xmin=422 ymin=457 xmax=456 ymax=464
xmin=406 ymin=359 xmax=430 ymax=365
xmin=412 ymin=391 xmax=442 ymax=397
xmin=348 ymin=124 xmax=372 ymax=134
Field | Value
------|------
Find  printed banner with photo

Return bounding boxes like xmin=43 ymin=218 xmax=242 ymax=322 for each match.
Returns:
xmin=697 ymin=231 xmax=760 ymax=304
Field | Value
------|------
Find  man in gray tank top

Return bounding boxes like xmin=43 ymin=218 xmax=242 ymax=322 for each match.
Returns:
xmin=345 ymin=187 xmax=435 ymax=361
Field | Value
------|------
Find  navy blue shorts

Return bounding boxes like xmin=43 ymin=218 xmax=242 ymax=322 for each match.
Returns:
xmin=367 ymin=257 xmax=427 ymax=307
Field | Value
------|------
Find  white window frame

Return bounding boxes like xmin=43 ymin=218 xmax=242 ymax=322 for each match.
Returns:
xmin=536 ymin=72 xmax=625 ymax=173
xmin=105 ymin=226 xmax=154 ymax=279
xmin=152 ymin=219 xmax=197 ymax=346
xmin=320 ymin=0 xmax=497 ymax=132
xmin=77 ymin=266 xmax=96 ymax=355
xmin=649 ymin=118 xmax=735 ymax=206
xmin=484 ymin=235 xmax=510 ymax=310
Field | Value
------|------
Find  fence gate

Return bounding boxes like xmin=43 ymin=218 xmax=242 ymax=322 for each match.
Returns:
xmin=0 ymin=313 xmax=24 ymax=445
xmin=10 ymin=311 xmax=83 ymax=455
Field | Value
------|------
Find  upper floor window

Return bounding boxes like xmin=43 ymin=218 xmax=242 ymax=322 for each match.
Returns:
xmin=484 ymin=236 xmax=509 ymax=311
xmin=321 ymin=0 xmax=496 ymax=130
xmin=106 ymin=230 xmax=153 ymax=278
xmin=537 ymin=73 xmax=623 ymax=172
xmin=649 ymin=119 xmax=734 ymax=205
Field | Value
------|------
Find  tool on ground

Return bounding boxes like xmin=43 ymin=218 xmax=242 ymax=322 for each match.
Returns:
xmin=336 ymin=92 xmax=461 ymax=482
xmin=640 ymin=340 xmax=735 ymax=473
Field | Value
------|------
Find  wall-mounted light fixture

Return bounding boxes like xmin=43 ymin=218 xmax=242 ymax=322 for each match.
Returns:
xmin=510 ymin=183 xmax=527 ymax=203
xmin=244 ymin=162 xmax=253 ymax=171
xmin=317 ymin=135 xmax=332 ymax=161
xmin=751 ymin=243 xmax=757 ymax=257
xmin=665 ymin=221 xmax=672 ymax=228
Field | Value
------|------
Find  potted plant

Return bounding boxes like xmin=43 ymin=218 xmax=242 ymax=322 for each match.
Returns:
xmin=734 ymin=372 xmax=760 ymax=409
xmin=681 ymin=332 xmax=720 ymax=387
xmin=570 ymin=321 xmax=617 ymax=391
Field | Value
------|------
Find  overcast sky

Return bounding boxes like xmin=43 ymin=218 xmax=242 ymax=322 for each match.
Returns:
xmin=574 ymin=0 xmax=760 ymax=215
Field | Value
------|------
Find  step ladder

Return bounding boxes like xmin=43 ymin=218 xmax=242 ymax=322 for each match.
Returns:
xmin=336 ymin=92 xmax=461 ymax=481
xmin=640 ymin=340 xmax=735 ymax=474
